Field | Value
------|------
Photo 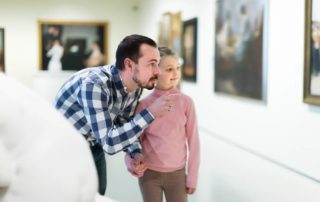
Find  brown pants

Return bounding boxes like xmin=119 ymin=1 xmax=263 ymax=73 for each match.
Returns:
xmin=138 ymin=168 xmax=187 ymax=202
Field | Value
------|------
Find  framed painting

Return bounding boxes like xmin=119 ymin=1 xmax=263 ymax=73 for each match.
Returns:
xmin=214 ymin=0 xmax=268 ymax=100
xmin=0 ymin=28 xmax=4 ymax=73
xmin=158 ymin=12 xmax=182 ymax=56
xmin=38 ymin=20 xmax=108 ymax=72
xmin=181 ymin=18 xmax=197 ymax=82
xmin=304 ymin=0 xmax=320 ymax=105
xmin=159 ymin=12 xmax=171 ymax=48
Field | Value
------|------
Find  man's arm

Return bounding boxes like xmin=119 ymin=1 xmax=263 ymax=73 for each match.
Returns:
xmin=125 ymin=99 xmax=146 ymax=156
xmin=78 ymin=82 xmax=154 ymax=154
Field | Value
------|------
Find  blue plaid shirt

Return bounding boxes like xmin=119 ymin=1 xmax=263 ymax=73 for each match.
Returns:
xmin=54 ymin=65 xmax=154 ymax=154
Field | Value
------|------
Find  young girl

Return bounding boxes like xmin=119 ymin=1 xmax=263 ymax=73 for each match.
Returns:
xmin=125 ymin=47 xmax=200 ymax=202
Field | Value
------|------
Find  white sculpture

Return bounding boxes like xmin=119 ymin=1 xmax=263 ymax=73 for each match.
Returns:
xmin=0 ymin=73 xmax=115 ymax=202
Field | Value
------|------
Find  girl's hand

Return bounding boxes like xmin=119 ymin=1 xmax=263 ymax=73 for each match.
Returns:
xmin=124 ymin=153 xmax=146 ymax=177
xmin=132 ymin=153 xmax=147 ymax=177
xmin=186 ymin=187 xmax=196 ymax=195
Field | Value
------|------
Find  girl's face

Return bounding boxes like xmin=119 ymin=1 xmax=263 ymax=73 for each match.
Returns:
xmin=156 ymin=55 xmax=181 ymax=90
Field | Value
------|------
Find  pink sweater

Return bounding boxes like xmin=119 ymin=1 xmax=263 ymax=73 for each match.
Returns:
xmin=136 ymin=87 xmax=200 ymax=188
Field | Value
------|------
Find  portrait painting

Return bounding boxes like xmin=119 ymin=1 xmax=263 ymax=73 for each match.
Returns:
xmin=38 ymin=20 xmax=108 ymax=72
xmin=304 ymin=0 xmax=320 ymax=105
xmin=0 ymin=28 xmax=4 ymax=73
xmin=214 ymin=0 xmax=267 ymax=100
xmin=181 ymin=18 xmax=197 ymax=82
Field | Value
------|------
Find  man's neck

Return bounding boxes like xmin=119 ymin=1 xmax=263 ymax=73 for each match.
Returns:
xmin=119 ymin=70 xmax=137 ymax=92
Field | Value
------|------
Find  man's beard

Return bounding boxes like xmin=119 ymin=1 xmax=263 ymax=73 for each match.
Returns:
xmin=133 ymin=74 xmax=158 ymax=90
xmin=132 ymin=67 xmax=158 ymax=90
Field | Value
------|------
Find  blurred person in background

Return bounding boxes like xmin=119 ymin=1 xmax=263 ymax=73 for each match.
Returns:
xmin=85 ymin=41 xmax=105 ymax=67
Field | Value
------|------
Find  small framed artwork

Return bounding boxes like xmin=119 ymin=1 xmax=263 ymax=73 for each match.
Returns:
xmin=181 ymin=18 xmax=197 ymax=82
xmin=214 ymin=0 xmax=268 ymax=100
xmin=38 ymin=20 xmax=108 ymax=72
xmin=304 ymin=0 xmax=320 ymax=105
xmin=158 ymin=12 xmax=182 ymax=56
xmin=0 ymin=28 xmax=4 ymax=73
xmin=159 ymin=12 xmax=171 ymax=48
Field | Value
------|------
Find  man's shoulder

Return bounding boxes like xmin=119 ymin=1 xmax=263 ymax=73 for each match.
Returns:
xmin=80 ymin=65 xmax=113 ymax=85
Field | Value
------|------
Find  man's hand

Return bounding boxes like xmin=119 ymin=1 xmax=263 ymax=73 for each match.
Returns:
xmin=147 ymin=93 xmax=179 ymax=118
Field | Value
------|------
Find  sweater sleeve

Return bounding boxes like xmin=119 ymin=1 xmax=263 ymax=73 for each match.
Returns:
xmin=185 ymin=98 xmax=200 ymax=188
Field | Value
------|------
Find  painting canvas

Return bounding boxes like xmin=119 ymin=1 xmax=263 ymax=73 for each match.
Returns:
xmin=181 ymin=18 xmax=197 ymax=82
xmin=304 ymin=0 xmax=320 ymax=105
xmin=214 ymin=0 xmax=267 ymax=100
xmin=158 ymin=12 xmax=182 ymax=57
xmin=0 ymin=28 xmax=4 ymax=73
xmin=159 ymin=13 xmax=171 ymax=48
xmin=38 ymin=20 xmax=108 ymax=72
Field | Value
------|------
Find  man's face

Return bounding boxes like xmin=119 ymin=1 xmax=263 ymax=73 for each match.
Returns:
xmin=132 ymin=44 xmax=160 ymax=90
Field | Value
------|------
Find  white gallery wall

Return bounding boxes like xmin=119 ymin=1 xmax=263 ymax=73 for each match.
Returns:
xmin=111 ymin=0 xmax=320 ymax=201
xmin=1 ymin=0 xmax=320 ymax=201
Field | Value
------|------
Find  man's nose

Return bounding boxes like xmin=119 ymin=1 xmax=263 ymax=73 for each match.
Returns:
xmin=153 ymin=64 xmax=160 ymax=75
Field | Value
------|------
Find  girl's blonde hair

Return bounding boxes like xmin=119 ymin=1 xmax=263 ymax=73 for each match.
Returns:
xmin=158 ymin=47 xmax=176 ymax=58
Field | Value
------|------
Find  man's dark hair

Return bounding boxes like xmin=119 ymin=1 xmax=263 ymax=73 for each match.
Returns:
xmin=115 ymin=34 xmax=157 ymax=70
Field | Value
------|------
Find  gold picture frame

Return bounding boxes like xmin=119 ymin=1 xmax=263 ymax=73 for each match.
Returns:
xmin=158 ymin=12 xmax=182 ymax=56
xmin=303 ymin=0 xmax=320 ymax=105
xmin=38 ymin=20 xmax=108 ymax=71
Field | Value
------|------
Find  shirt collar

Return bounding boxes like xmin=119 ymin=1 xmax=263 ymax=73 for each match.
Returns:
xmin=110 ymin=65 xmax=128 ymax=96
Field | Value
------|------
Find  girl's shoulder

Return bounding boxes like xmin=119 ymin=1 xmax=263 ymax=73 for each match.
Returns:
xmin=137 ymin=94 xmax=155 ymax=107
xmin=178 ymin=91 xmax=194 ymax=103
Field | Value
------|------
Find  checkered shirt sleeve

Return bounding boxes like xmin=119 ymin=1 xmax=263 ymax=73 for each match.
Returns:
xmin=78 ymin=82 xmax=154 ymax=154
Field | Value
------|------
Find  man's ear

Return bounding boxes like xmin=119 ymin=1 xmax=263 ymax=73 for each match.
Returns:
xmin=124 ymin=58 xmax=133 ymax=72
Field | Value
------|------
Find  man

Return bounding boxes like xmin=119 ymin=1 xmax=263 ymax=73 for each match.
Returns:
xmin=54 ymin=34 xmax=174 ymax=195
